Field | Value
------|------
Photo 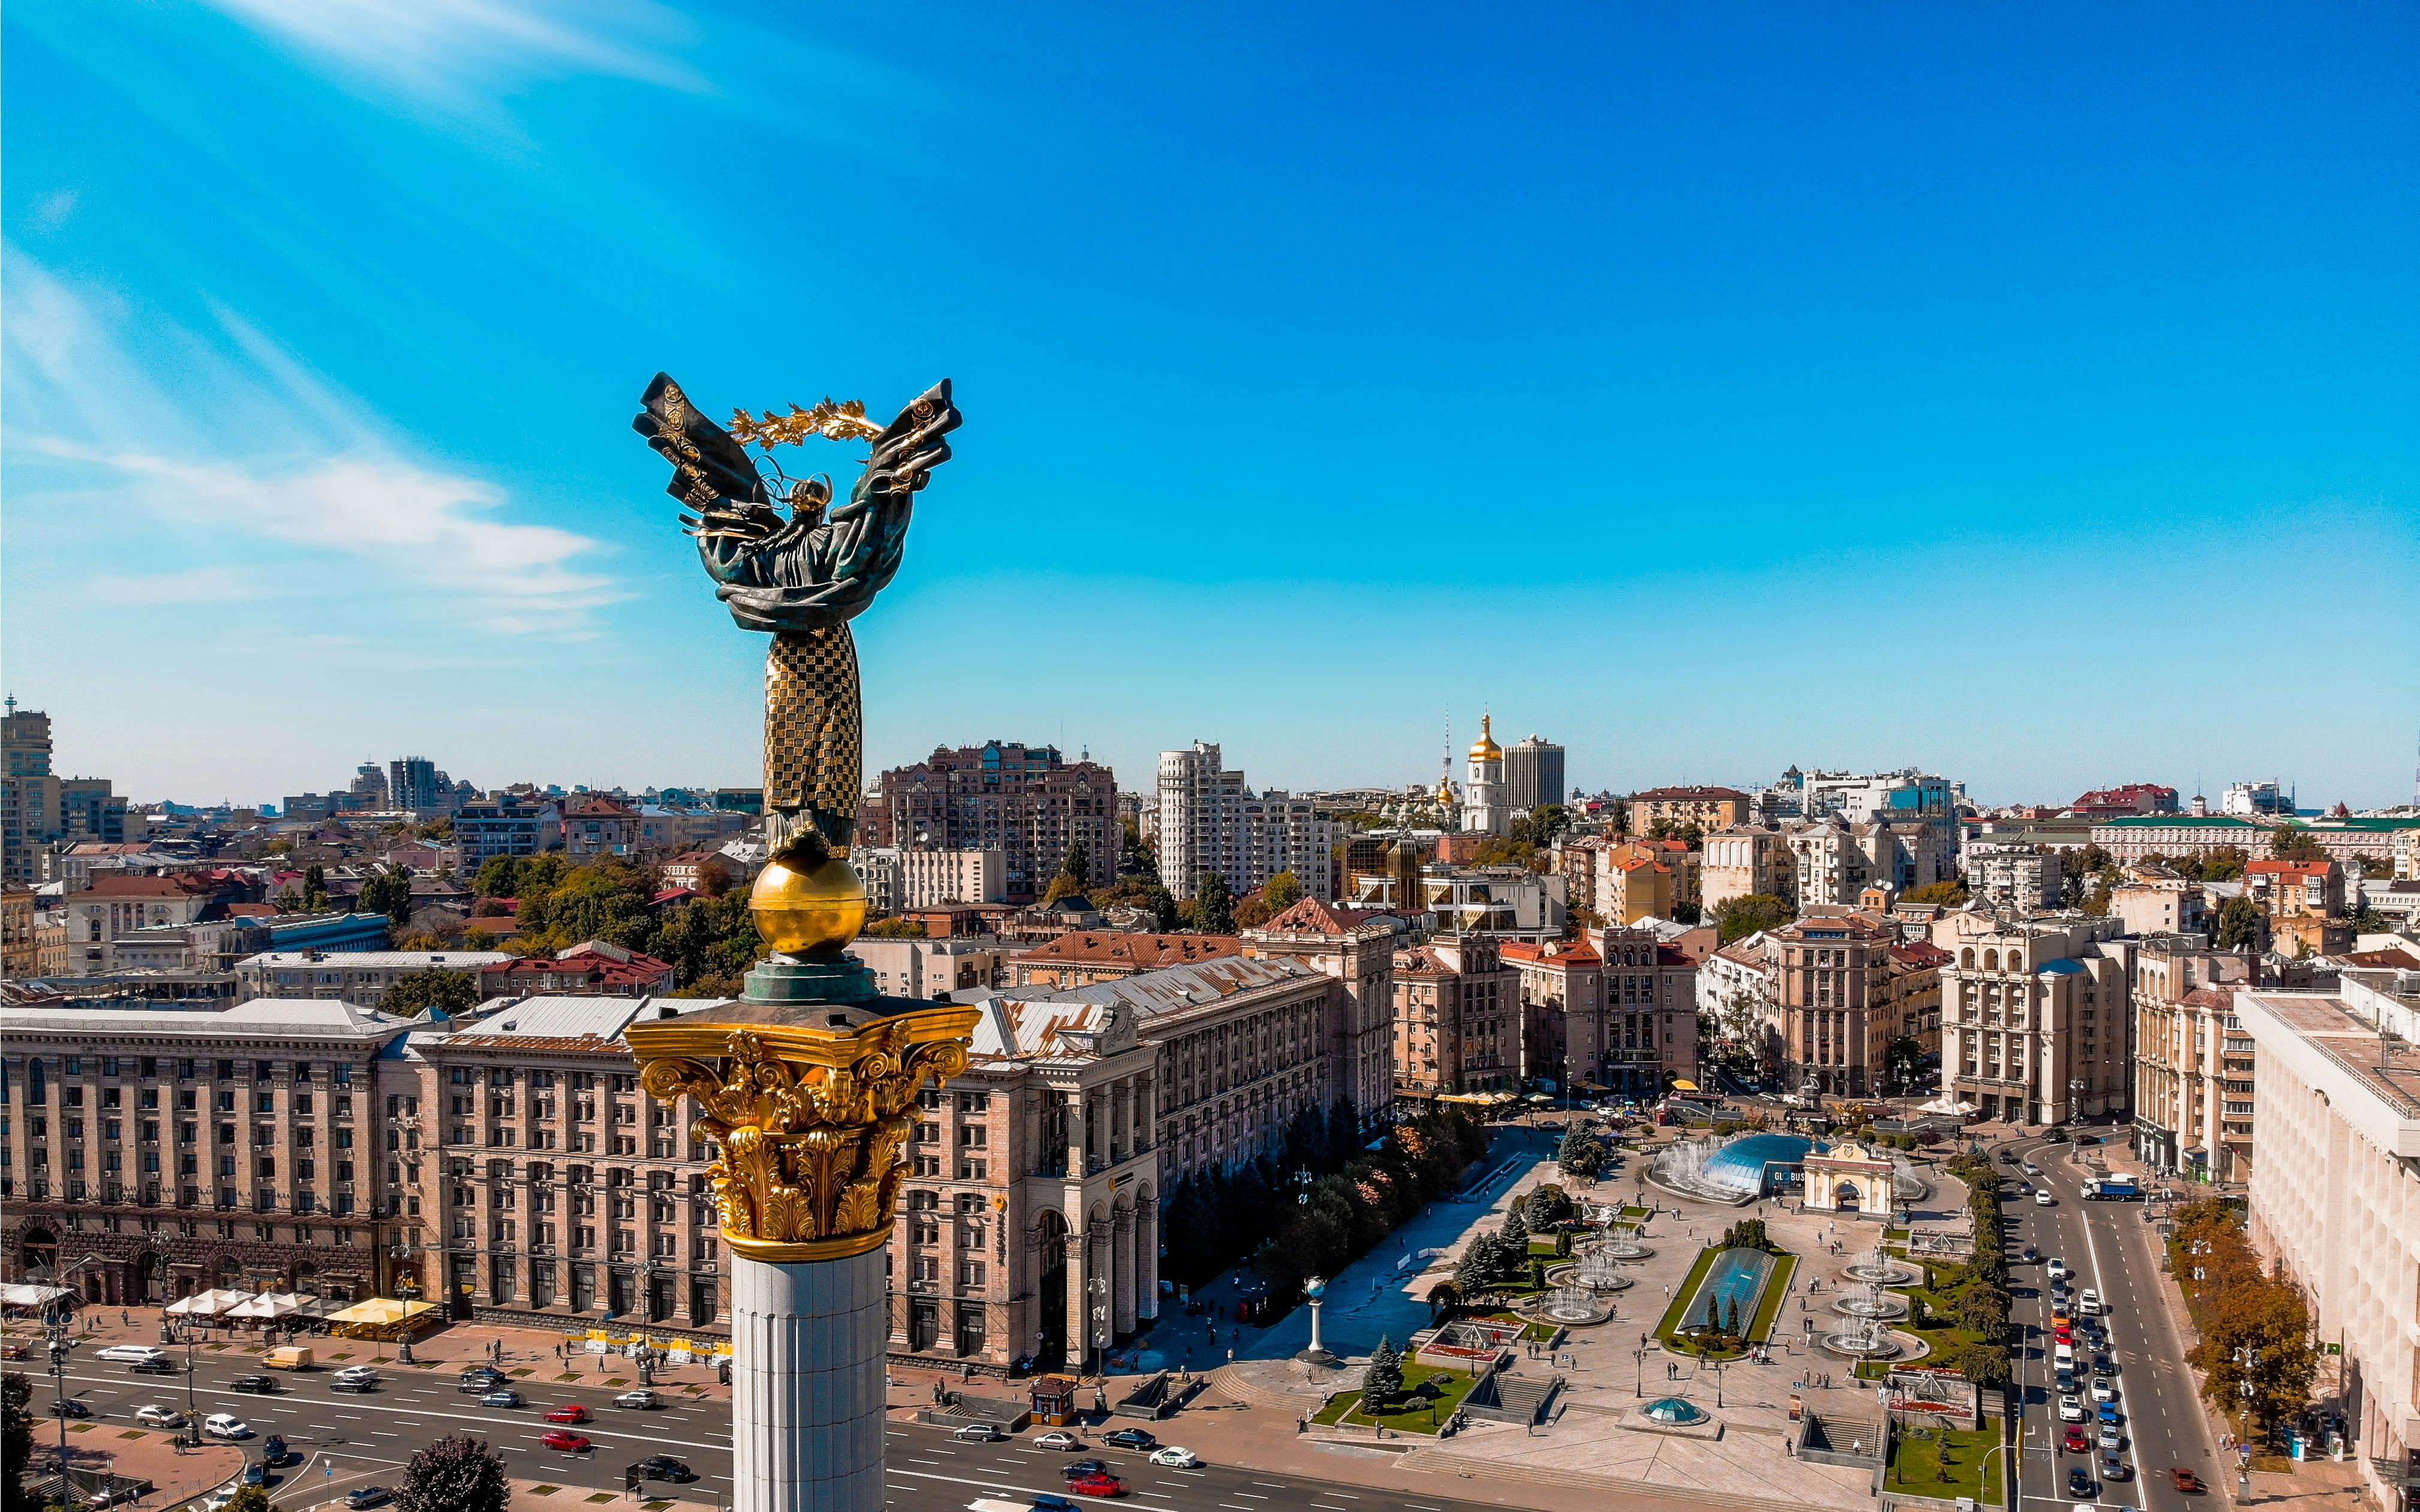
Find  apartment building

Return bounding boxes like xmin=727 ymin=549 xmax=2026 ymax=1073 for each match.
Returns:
xmin=1626 ymin=786 xmax=1752 ymax=831
xmin=473 ymin=942 xmax=677 ymax=1000
xmin=1393 ymin=936 xmax=1520 ymax=1100
xmin=2091 ymin=813 xmax=2272 ymax=865
xmin=237 ymin=949 xmax=515 ymax=1008
xmin=1937 ymin=914 xmax=2131 ymax=1126
xmin=2236 ymin=970 xmax=2420 ymax=1512
xmin=2130 ymin=937 xmax=2260 ymax=1183
xmin=388 ymin=997 xmax=728 ymax=1331
xmin=0 ymin=1000 xmax=412 ymax=1305
xmin=1242 ymin=897 xmax=1400 ymax=1131
xmin=863 ymin=742 xmax=1116 ymax=904
xmin=1701 ymin=825 xmax=1791 ymax=915
xmin=1965 ymin=843 xmax=2062 ymax=910
xmin=455 ymin=797 xmax=565 ymax=865
xmin=1154 ymin=742 xmax=1339 ymax=903
xmin=852 ymin=937 xmax=1012 ymax=1000
xmin=1501 ymin=939 xmax=1601 ymax=1097
xmin=2245 ymin=858 xmax=2353 ymax=957
xmin=2112 ymin=877 xmax=2210 ymax=938
xmin=899 ymin=847 xmax=1008 ymax=907
xmin=3 ymin=887 xmax=37 ymax=976
xmin=1768 ymin=916 xmax=1898 ymax=1099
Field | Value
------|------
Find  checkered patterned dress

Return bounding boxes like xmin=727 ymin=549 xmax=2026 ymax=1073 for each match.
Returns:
xmin=766 ymin=625 xmax=861 ymax=832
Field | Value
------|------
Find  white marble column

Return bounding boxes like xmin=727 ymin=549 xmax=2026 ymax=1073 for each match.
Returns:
xmin=1135 ymin=1199 xmax=1160 ymax=1322
xmin=1112 ymin=1207 xmax=1136 ymax=1336
xmin=729 ymin=1250 xmax=886 ymax=1512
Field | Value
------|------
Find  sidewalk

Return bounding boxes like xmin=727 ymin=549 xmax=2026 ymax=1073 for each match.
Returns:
xmin=24 ymin=1421 xmax=245 ymax=1512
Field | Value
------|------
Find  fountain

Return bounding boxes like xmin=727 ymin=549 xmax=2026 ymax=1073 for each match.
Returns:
xmin=1571 ymin=1249 xmax=1637 ymax=1291
xmin=1842 ymin=1244 xmax=1918 ymax=1287
xmin=1592 ymin=1234 xmax=1655 ymax=1262
xmin=1532 ymin=1282 xmax=1614 ymax=1327
xmin=1815 ymin=1315 xmax=1906 ymax=1362
xmin=1829 ymin=1279 xmax=1908 ymax=1321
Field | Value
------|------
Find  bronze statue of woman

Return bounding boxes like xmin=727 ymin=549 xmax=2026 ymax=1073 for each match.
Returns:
xmin=632 ymin=374 xmax=958 ymax=861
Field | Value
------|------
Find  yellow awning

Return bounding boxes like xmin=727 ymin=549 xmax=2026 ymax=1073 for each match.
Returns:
xmin=323 ymin=1297 xmax=439 ymax=1327
xmin=1670 ymin=1079 xmax=1700 ymax=1091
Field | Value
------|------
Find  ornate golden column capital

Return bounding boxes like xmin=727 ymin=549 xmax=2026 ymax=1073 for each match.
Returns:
xmin=626 ymin=1004 xmax=978 ymax=1263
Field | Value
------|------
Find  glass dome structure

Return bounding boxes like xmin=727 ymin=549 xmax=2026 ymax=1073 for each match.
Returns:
xmin=1696 ymin=1133 xmax=1818 ymax=1198
xmin=1641 ymin=1397 xmax=1709 ymax=1424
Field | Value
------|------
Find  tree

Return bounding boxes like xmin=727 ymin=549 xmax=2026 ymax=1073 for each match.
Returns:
xmin=864 ymin=917 xmax=928 ymax=938
xmin=2199 ymin=845 xmax=2250 ymax=882
xmin=303 ymin=862 xmax=330 ymax=912
xmin=358 ymin=867 xmax=414 ymax=924
xmin=1883 ymin=1035 xmax=1927 ymax=1093
xmin=1523 ymin=1184 xmax=1574 ymax=1230
xmin=1500 ymin=1205 xmax=1528 ymax=1247
xmin=1232 ymin=894 xmax=1274 ymax=928
xmin=1903 ymin=880 xmax=1968 ymax=906
xmin=222 ymin=1489 xmax=277 ymax=1512
xmin=1192 ymin=872 xmax=1235 ymax=934
xmin=1363 ymin=1337 xmax=1404 ymax=1409
xmin=1041 ymin=873 xmax=1089 ymax=907
xmin=1058 ymin=840 xmax=1090 ymax=886
xmin=1142 ymin=885 xmax=1182 ymax=932
xmin=1556 ymin=1126 xmax=1607 ymax=1179
xmin=397 ymin=1434 xmax=510 ymax=1512
xmin=1263 ymin=870 xmax=1307 ymax=911
xmin=382 ymin=969 xmax=479 ymax=1019
xmin=472 ymin=855 xmax=524 ymax=900
xmin=1944 ymin=1337 xmax=2010 ymax=1386
xmin=2216 ymin=895 xmax=2265 ymax=952
xmin=1710 ymin=893 xmax=1793 ymax=943
xmin=2 ymin=1370 xmax=31 ymax=1512
xmin=1723 ymin=1296 xmax=1741 ymax=1336
xmin=2269 ymin=826 xmax=2326 ymax=862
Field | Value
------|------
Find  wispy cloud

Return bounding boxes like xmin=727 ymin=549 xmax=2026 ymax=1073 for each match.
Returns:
xmin=197 ymin=0 xmax=711 ymax=103
xmin=3 ymin=247 xmax=618 ymax=637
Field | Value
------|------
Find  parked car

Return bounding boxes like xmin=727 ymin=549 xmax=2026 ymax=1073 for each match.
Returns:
xmin=481 ymin=1390 xmax=523 ymax=1409
xmin=540 ymin=1430 xmax=592 ymax=1452
xmin=612 ymin=1390 xmax=659 ymax=1409
xmin=136 ymin=1405 xmax=188 ymax=1429
xmin=343 ymin=1489 xmax=392 ymax=1508
xmin=2170 ymin=1467 xmax=2206 ymax=1493
xmin=1146 ymin=1447 xmax=1200 ymax=1468
xmin=544 ymin=1405 xmax=590 ymax=1424
xmin=2067 ymin=1468 xmax=2097 ymax=1499
xmin=638 ymin=1456 xmax=696 ymax=1483
xmin=203 ymin=1413 xmax=254 ymax=1439
xmin=1101 ymin=1428 xmax=1156 ymax=1450
xmin=49 ymin=1397 xmax=92 ymax=1419
xmin=1068 ymin=1473 xmax=1125 ymax=1499
xmin=96 ymin=1345 xmax=169 ymax=1366
xmin=231 ymin=1375 xmax=279 ymax=1394
xmin=2062 ymin=1427 xmax=2089 ymax=1455
xmin=953 ymin=1421 xmax=1005 ymax=1442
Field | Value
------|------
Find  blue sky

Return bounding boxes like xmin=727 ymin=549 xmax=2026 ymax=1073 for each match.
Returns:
xmin=5 ymin=2 xmax=2415 ymax=808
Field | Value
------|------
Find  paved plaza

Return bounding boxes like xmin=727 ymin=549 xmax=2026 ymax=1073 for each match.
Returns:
xmin=1205 ymin=1122 xmax=1970 ymax=1511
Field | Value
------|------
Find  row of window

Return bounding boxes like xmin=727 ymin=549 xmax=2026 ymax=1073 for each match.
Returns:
xmin=4 ymin=1057 xmax=357 ymax=1102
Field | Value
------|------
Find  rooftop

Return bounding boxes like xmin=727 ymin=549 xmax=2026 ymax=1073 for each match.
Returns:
xmin=238 ymin=949 xmax=514 ymax=969
xmin=0 ymin=997 xmax=414 ymax=1039
xmin=1016 ymin=932 xmax=1243 ymax=970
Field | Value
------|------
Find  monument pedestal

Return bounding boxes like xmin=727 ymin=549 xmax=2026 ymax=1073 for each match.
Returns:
xmin=730 ymin=1249 xmax=888 ymax=1512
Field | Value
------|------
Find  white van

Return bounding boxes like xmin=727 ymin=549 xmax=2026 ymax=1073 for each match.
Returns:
xmin=2053 ymin=1343 xmax=2076 ymax=1372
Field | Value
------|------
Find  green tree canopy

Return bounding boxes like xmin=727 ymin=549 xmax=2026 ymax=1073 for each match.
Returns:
xmin=358 ymin=867 xmax=414 ymax=924
xmin=398 ymin=1434 xmax=510 ymax=1512
xmin=1191 ymin=872 xmax=1235 ymax=934
xmin=864 ymin=917 xmax=928 ymax=938
xmin=2216 ymin=895 xmax=2265 ymax=952
xmin=222 ymin=1488 xmax=277 ymax=1512
xmin=1903 ymin=880 xmax=1969 ymax=906
xmin=1556 ymin=1126 xmax=1607 ymax=1178
xmin=1263 ymin=870 xmax=1307 ymax=911
xmin=1364 ymin=1336 xmax=1404 ymax=1408
xmin=2 ymin=1370 xmax=32 ymax=1512
xmin=2269 ymin=826 xmax=2327 ymax=862
xmin=383 ymin=970 xmax=479 ymax=1019
xmin=1711 ymin=892 xmax=1793 ymax=943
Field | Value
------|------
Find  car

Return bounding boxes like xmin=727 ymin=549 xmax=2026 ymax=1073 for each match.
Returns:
xmin=612 ymin=1390 xmax=659 ymax=1409
xmin=460 ymin=1374 xmax=506 ymax=1393
xmin=204 ymin=1413 xmax=254 ymax=1439
xmin=540 ymin=1429 xmax=591 ymax=1452
xmin=48 ymin=1398 xmax=91 ymax=1418
xmin=1101 ymin=1427 xmax=1156 ymax=1450
xmin=1032 ymin=1431 xmax=1087 ymax=1451
xmin=1029 ymin=1497 xmax=1081 ymax=1512
xmin=131 ymin=1356 xmax=182 ymax=1375
xmin=1062 ymin=1460 xmax=1111 ymax=1480
xmin=2067 ymin=1468 xmax=2097 ymax=1499
xmin=2059 ymin=1396 xmax=2086 ymax=1423
xmin=637 ymin=1455 xmax=696 ymax=1483
xmin=2035 ymin=1190 xmax=2056 ymax=1206
xmin=2023 ymin=1245 xmax=2039 ymax=1262
xmin=2062 ymin=1427 xmax=2089 ymax=1455
xmin=2098 ymin=1402 xmax=2121 ymax=1424
xmin=96 ymin=1345 xmax=170 ymax=1366
xmin=2046 ymin=1258 xmax=2070 ymax=1280
xmin=2091 ymin=1379 xmax=2116 ymax=1404
xmin=136 ymin=1405 xmax=188 ymax=1429
xmin=1068 ymin=1474 xmax=1125 ymax=1499
xmin=2097 ymin=1426 xmax=2122 ymax=1452
xmin=544 ymin=1405 xmax=590 ymax=1424
xmin=243 ymin=1461 xmax=268 ymax=1487
xmin=2171 ymin=1467 xmax=2206 ymax=1493
xmin=481 ymin=1389 xmax=523 ymax=1408
xmin=2092 ymin=1354 xmax=2115 ymax=1377
xmin=0 ymin=1340 xmax=29 ymax=1360
xmin=263 ymin=1436 xmax=290 ymax=1467
xmin=330 ymin=1376 xmax=377 ymax=1393
xmin=335 ymin=1366 xmax=380 ymax=1384
xmin=953 ymin=1421 xmax=1005 ymax=1442
xmin=2079 ymin=1286 xmax=2100 ymax=1307
xmin=231 ymin=1375 xmax=279 ymax=1394
xmin=1146 ymin=1447 xmax=1200 ymax=1468
xmin=342 ymin=1489 xmax=392 ymax=1509
xmin=2055 ymin=1373 xmax=2077 ymax=1398
xmin=2101 ymin=1456 xmax=2131 ymax=1482
xmin=2044 ymin=1127 xmax=2070 ymax=1143
xmin=1999 ymin=1151 xmax=2019 ymax=1165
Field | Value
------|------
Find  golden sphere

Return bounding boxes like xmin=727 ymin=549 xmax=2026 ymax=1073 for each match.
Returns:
xmin=749 ymin=854 xmax=867 ymax=956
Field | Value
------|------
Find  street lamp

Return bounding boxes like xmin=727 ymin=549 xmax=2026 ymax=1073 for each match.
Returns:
xmin=1634 ymin=1346 xmax=1645 ymax=1397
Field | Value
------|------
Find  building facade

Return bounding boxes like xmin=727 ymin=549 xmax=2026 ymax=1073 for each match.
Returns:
xmin=1502 ymin=735 xmax=1566 ymax=813
xmin=1627 ymin=786 xmax=1751 ymax=832
xmin=1392 ymin=936 xmax=1520 ymax=1100
xmin=865 ymin=742 xmax=1116 ymax=904
xmin=236 ymin=949 xmax=515 ymax=1008
xmin=2236 ymin=972 xmax=2420 ymax=1512
xmin=1242 ymin=898 xmax=1400 ymax=1129
xmin=2130 ymin=937 xmax=2260 ymax=1183
xmin=1965 ymin=843 xmax=2062 ymax=910
xmin=1701 ymin=825 xmax=1790 ymax=915
xmin=1937 ymin=915 xmax=2131 ymax=1126
xmin=1154 ymin=742 xmax=1339 ymax=901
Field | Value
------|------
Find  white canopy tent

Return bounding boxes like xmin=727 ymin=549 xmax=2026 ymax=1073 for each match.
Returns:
xmin=0 ymin=1283 xmax=73 ymax=1310
xmin=226 ymin=1292 xmax=305 ymax=1319
xmin=165 ymin=1289 xmax=255 ymax=1316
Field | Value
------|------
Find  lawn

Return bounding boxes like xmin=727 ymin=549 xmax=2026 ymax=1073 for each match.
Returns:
xmin=1745 ymin=1253 xmax=1796 ymax=1343
xmin=1311 ymin=1361 xmax=1483 ymax=1435
xmin=1885 ymin=1424 xmax=2004 ymax=1503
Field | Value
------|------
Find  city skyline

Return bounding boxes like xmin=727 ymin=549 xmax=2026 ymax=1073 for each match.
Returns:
xmin=5 ymin=4 xmax=2416 ymax=804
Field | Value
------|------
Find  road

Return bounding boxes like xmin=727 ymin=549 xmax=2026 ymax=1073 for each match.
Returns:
xmin=1998 ymin=1132 xmax=2226 ymax=1512
xmin=38 ymin=1347 xmax=1526 ymax=1512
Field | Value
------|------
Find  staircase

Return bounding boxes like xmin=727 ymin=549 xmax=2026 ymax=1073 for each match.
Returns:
xmin=1459 ymin=1369 xmax=1561 ymax=1425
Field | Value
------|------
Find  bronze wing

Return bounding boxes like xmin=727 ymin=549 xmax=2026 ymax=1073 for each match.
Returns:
xmin=632 ymin=372 xmax=780 ymax=539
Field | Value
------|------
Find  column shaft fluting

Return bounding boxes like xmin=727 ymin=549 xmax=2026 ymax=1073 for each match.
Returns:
xmin=731 ymin=1251 xmax=886 ymax=1512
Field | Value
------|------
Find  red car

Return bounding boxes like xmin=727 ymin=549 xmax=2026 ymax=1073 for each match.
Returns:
xmin=1069 ymin=1473 xmax=1125 ymax=1498
xmin=540 ymin=1430 xmax=591 ymax=1453
xmin=2062 ymin=1428 xmax=2089 ymax=1455
xmin=2170 ymin=1468 xmax=2206 ymax=1493
xmin=544 ymin=1405 xmax=590 ymax=1424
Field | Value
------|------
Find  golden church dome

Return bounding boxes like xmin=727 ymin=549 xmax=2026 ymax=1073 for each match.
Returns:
xmin=1467 ymin=713 xmax=1502 ymax=761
